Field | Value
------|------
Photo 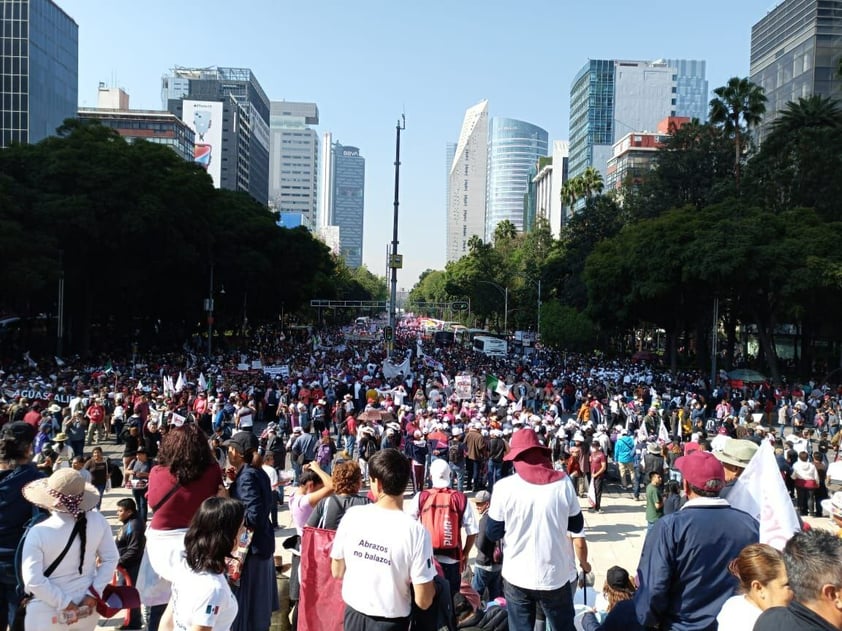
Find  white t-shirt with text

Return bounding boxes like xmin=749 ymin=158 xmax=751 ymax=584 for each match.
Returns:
xmin=331 ymin=504 xmax=437 ymax=618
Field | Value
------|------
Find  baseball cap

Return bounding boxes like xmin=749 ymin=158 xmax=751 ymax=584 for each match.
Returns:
xmin=429 ymin=459 xmax=452 ymax=488
xmin=475 ymin=490 xmax=491 ymax=503
xmin=223 ymin=432 xmax=259 ymax=454
xmin=606 ymin=566 xmax=632 ymax=590
xmin=675 ymin=451 xmax=725 ymax=492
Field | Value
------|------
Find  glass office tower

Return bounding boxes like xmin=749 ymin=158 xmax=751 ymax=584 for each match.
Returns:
xmin=1 ymin=0 xmax=78 ymax=146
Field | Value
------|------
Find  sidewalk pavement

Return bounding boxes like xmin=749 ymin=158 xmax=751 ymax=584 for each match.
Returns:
xmin=94 ymin=439 xmax=835 ymax=627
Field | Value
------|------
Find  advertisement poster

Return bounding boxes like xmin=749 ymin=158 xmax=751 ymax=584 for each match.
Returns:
xmin=183 ymin=100 xmax=223 ymax=188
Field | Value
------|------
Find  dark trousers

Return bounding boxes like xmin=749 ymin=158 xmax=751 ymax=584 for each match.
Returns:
xmin=439 ymin=561 xmax=460 ymax=598
xmin=344 ymin=605 xmax=409 ymax=631
xmin=132 ymin=488 xmax=148 ymax=522
xmin=504 ymin=580 xmax=575 ymax=631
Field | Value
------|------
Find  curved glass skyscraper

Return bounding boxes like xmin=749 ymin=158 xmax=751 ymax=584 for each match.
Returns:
xmin=486 ymin=117 xmax=548 ymax=238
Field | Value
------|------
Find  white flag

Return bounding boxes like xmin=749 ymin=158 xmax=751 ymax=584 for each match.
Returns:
xmin=727 ymin=440 xmax=800 ymax=550
xmin=198 ymin=373 xmax=208 ymax=392
xmin=416 ymin=337 xmax=424 ymax=359
xmin=175 ymin=372 xmax=185 ymax=393
xmin=23 ymin=352 xmax=37 ymax=368
xmin=658 ymin=419 xmax=670 ymax=444
xmin=54 ymin=356 xmax=65 ymax=367
xmin=513 ymin=396 xmax=524 ymax=412
xmin=136 ymin=380 xmax=144 ymax=391
xmin=171 ymin=412 xmax=186 ymax=427
xmin=636 ymin=425 xmax=649 ymax=443
xmin=440 ymin=373 xmax=450 ymax=388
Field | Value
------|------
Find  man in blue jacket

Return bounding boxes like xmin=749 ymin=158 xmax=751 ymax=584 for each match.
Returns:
xmin=613 ymin=428 xmax=635 ymax=490
xmin=634 ymin=450 xmax=759 ymax=631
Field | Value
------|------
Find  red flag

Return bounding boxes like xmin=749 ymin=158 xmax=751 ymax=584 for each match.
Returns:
xmin=299 ymin=526 xmax=344 ymax=631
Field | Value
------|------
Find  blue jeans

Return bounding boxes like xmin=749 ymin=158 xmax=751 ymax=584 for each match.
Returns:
xmin=94 ymin=483 xmax=106 ymax=510
xmin=472 ymin=566 xmax=503 ymax=601
xmin=504 ymin=579 xmax=574 ymax=631
xmin=132 ymin=488 xmax=148 ymax=522
xmin=450 ymin=463 xmax=465 ymax=492
xmin=487 ymin=460 xmax=503 ymax=493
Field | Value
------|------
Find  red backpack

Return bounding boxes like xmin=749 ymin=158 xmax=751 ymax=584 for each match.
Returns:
xmin=419 ymin=488 xmax=466 ymax=561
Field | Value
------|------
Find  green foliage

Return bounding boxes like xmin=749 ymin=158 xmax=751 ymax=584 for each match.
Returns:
xmin=0 ymin=119 xmax=365 ymax=354
xmin=539 ymin=301 xmax=595 ymax=352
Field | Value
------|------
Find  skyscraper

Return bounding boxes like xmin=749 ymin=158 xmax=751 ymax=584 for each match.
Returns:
xmin=268 ymin=101 xmax=319 ymax=229
xmin=318 ymin=134 xmax=365 ymax=268
xmin=486 ymin=117 xmax=548 ymax=238
xmin=447 ymin=100 xmax=488 ymax=263
xmin=1 ymin=0 xmax=78 ymax=147
xmin=162 ymin=66 xmax=270 ymax=204
xmin=569 ymin=58 xmax=707 ymax=180
xmin=750 ymin=0 xmax=842 ymax=140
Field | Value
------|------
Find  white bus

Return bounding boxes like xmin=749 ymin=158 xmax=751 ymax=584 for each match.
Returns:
xmin=472 ymin=335 xmax=508 ymax=357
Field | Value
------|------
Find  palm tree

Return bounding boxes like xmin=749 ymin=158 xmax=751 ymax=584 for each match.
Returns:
xmin=769 ymin=95 xmax=842 ymax=137
xmin=580 ymin=166 xmax=605 ymax=199
xmin=709 ymin=77 xmax=767 ymax=189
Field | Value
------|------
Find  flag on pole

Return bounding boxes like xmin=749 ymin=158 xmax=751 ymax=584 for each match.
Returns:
xmin=198 ymin=373 xmax=208 ymax=392
xmin=636 ymin=425 xmax=649 ymax=443
xmin=486 ymin=375 xmax=515 ymax=401
xmin=513 ymin=396 xmax=524 ymax=412
xmin=136 ymin=380 xmax=144 ymax=391
xmin=727 ymin=440 xmax=800 ymax=550
xmin=175 ymin=372 xmax=185 ymax=393
xmin=23 ymin=352 xmax=37 ymax=369
xmin=658 ymin=419 xmax=670 ymax=444
xmin=207 ymin=375 xmax=215 ymax=394
xmin=103 ymin=361 xmax=113 ymax=375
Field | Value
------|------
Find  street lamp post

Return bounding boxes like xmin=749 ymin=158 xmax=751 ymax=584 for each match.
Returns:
xmin=388 ymin=114 xmax=406 ymax=355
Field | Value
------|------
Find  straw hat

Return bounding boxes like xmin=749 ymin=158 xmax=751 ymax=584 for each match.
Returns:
xmin=23 ymin=469 xmax=99 ymax=515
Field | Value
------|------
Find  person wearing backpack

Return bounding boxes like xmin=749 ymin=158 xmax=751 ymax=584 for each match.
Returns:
xmin=406 ymin=458 xmax=479 ymax=598
xmin=358 ymin=426 xmax=379 ymax=483
xmin=471 ymin=490 xmax=503 ymax=602
xmin=448 ymin=427 xmax=467 ymax=492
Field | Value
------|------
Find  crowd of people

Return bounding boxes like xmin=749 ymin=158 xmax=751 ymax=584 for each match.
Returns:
xmin=1 ymin=319 xmax=842 ymax=630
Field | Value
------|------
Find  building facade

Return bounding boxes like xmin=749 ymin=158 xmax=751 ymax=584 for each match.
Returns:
xmin=447 ymin=100 xmax=488 ymax=262
xmin=318 ymin=134 xmax=365 ymax=268
xmin=661 ymin=58 xmax=709 ymax=122
xmin=162 ymin=66 xmax=270 ymax=204
xmin=269 ymin=100 xmax=319 ymax=229
xmin=486 ymin=117 xmax=548 ymax=238
xmin=1 ymin=0 xmax=77 ymax=147
xmin=569 ymin=58 xmax=707 ymax=181
xmin=750 ymin=0 xmax=842 ymax=140
xmin=78 ymin=86 xmax=194 ymax=161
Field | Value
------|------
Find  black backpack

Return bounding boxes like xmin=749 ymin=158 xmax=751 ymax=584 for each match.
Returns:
xmin=410 ymin=574 xmax=455 ymax=631
xmin=108 ymin=459 xmax=123 ymax=488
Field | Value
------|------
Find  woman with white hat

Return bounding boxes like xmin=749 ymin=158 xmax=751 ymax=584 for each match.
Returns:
xmin=51 ymin=433 xmax=74 ymax=470
xmin=20 ymin=468 xmax=119 ymax=630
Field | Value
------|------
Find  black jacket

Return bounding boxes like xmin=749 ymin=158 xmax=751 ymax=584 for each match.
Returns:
xmin=115 ymin=515 xmax=146 ymax=570
xmin=755 ymin=601 xmax=837 ymax=631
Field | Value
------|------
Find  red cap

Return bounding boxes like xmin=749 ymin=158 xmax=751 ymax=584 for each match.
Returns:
xmin=675 ymin=451 xmax=725 ymax=492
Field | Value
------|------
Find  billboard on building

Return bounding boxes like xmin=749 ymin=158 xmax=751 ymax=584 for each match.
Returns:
xmin=183 ymin=100 xmax=223 ymax=188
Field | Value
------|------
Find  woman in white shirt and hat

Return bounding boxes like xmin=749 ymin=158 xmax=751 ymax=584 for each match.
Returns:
xmin=20 ymin=468 xmax=119 ymax=630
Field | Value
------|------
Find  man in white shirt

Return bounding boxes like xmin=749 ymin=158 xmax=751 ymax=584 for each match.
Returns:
xmin=405 ymin=457 xmax=479 ymax=597
xmin=486 ymin=428 xmax=583 ymax=631
xmin=331 ymin=448 xmax=436 ymax=630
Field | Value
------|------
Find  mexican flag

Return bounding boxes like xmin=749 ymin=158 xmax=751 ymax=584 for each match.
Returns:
xmin=486 ymin=375 xmax=515 ymax=400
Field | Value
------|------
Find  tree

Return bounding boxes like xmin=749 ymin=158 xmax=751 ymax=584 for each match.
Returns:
xmin=624 ymin=120 xmax=735 ymax=220
xmin=709 ymin=77 xmax=767 ymax=189
xmin=770 ymin=95 xmax=842 ymax=135
xmin=580 ymin=166 xmax=605 ymax=199
xmin=539 ymin=301 xmax=596 ymax=352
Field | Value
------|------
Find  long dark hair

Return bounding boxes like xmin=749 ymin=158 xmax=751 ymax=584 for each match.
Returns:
xmin=156 ymin=423 xmax=213 ymax=484
xmin=184 ymin=496 xmax=245 ymax=574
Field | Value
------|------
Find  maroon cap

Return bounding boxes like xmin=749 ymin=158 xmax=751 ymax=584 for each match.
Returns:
xmin=675 ymin=451 xmax=725 ymax=492
xmin=504 ymin=429 xmax=549 ymax=462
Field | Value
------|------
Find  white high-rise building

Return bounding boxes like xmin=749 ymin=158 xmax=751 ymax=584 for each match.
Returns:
xmin=446 ymin=100 xmax=488 ymax=263
xmin=268 ymin=101 xmax=319 ymax=229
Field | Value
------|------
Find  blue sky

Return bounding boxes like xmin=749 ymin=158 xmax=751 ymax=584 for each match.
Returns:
xmin=58 ymin=0 xmax=780 ymax=289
